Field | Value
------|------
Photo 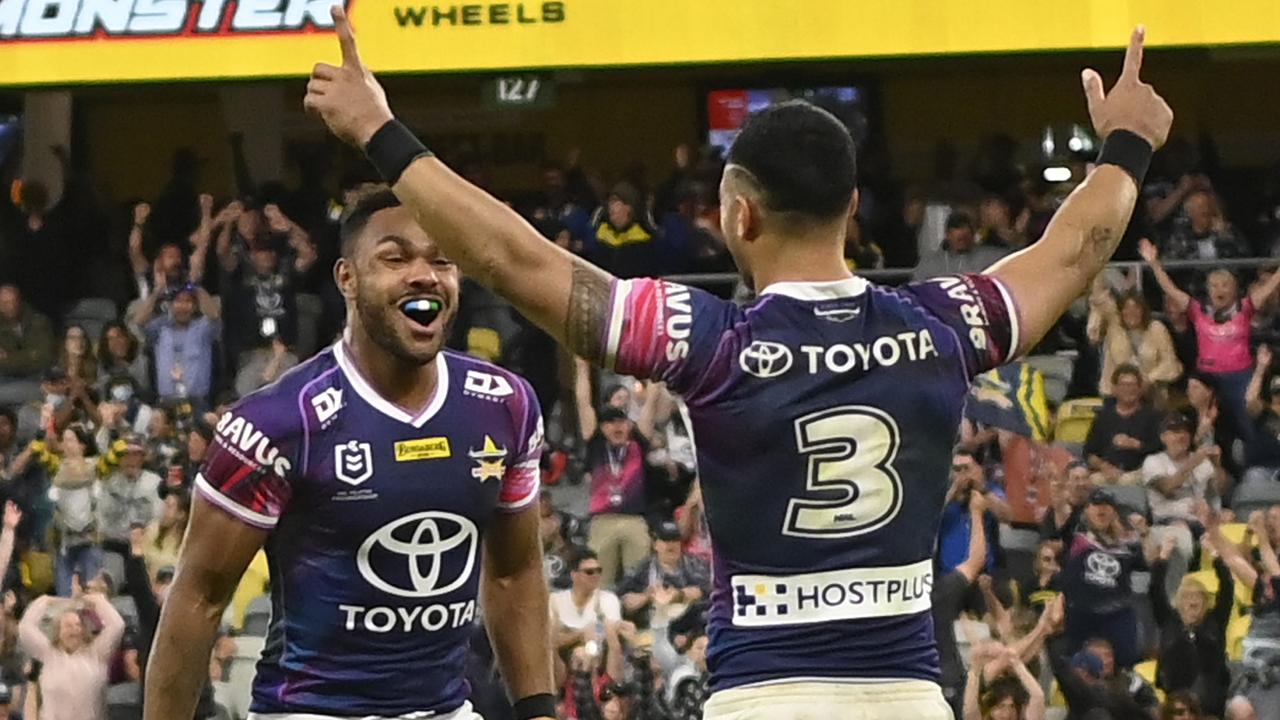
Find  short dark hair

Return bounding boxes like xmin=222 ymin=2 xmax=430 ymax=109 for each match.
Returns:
xmin=569 ymin=546 xmax=598 ymax=571
xmin=0 ymin=406 xmax=15 ymax=428
xmin=340 ymin=185 xmax=402 ymax=258
xmin=1111 ymin=363 xmax=1143 ymax=386
xmin=726 ymin=100 xmax=857 ymax=222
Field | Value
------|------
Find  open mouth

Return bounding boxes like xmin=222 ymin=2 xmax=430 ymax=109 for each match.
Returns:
xmin=399 ymin=298 xmax=444 ymax=332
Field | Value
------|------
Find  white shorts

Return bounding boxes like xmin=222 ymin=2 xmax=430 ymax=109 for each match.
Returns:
xmin=704 ymin=679 xmax=953 ymax=720
xmin=248 ymin=700 xmax=481 ymax=720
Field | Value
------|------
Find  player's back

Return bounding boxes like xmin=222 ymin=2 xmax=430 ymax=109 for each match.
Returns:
xmin=196 ymin=343 xmax=542 ymax=717
xmin=604 ymin=274 xmax=1017 ymax=690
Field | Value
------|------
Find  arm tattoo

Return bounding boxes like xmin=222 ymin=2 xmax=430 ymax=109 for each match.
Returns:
xmin=1087 ymin=226 xmax=1118 ymax=262
xmin=565 ymin=259 xmax=612 ymax=363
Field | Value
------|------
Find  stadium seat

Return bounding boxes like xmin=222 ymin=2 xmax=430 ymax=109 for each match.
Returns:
xmin=1101 ymin=483 xmax=1149 ymax=516
xmin=106 ymin=682 xmax=142 ymax=720
xmin=1133 ymin=660 xmax=1164 ymax=702
xmin=1053 ymin=397 xmax=1102 ymax=445
xmin=1230 ymin=479 xmax=1280 ymax=519
xmin=111 ymin=595 xmax=139 ymax=630
xmin=241 ymin=595 xmax=272 ymax=637
xmin=64 ymin=297 xmax=120 ymax=341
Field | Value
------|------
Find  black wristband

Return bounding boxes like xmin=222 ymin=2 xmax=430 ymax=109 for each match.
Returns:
xmin=364 ymin=119 xmax=431 ymax=185
xmin=1096 ymin=129 xmax=1153 ymax=186
xmin=512 ymin=693 xmax=556 ymax=720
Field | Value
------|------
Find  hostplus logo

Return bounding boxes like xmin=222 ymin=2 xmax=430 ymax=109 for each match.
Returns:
xmin=0 ymin=0 xmax=351 ymax=40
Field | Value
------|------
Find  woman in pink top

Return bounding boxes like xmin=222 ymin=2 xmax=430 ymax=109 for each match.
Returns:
xmin=18 ymin=592 xmax=125 ymax=720
xmin=1141 ymin=238 xmax=1280 ymax=439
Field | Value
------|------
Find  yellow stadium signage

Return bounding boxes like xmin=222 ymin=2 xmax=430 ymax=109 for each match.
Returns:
xmin=2 ymin=0 xmax=1279 ymax=86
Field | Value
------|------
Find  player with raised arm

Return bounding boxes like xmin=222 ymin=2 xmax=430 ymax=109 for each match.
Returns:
xmin=305 ymin=10 xmax=1170 ymax=718
xmin=143 ymin=186 xmax=556 ymax=720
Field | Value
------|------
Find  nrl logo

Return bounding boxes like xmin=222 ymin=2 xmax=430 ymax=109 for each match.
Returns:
xmin=0 ymin=0 xmax=350 ymax=40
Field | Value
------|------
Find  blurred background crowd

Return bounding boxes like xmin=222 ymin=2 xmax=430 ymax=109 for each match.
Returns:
xmin=2 ymin=119 xmax=1280 ymax=720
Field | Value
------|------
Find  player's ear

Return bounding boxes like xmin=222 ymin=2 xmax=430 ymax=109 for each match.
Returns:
xmin=334 ymin=257 xmax=357 ymax=301
xmin=847 ymin=188 xmax=860 ymax=224
xmin=734 ymin=193 xmax=761 ymax=244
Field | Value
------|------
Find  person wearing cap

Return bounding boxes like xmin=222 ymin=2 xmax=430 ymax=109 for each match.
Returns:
xmin=911 ymin=210 xmax=1009 ymax=281
xmin=618 ymin=520 xmax=711 ymax=644
xmin=586 ymin=181 xmax=664 ymax=279
xmin=130 ymin=267 xmax=220 ymax=409
xmin=1060 ymin=488 xmax=1154 ymax=671
xmin=1142 ymin=413 xmax=1226 ymax=579
xmin=575 ymin=360 xmax=660 ymax=587
xmin=1084 ymin=364 xmax=1162 ymax=485
xmin=96 ymin=433 xmax=164 ymax=561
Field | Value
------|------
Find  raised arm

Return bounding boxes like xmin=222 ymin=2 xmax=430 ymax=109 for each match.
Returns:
xmin=85 ymin=591 xmax=126 ymax=660
xmin=194 ymin=285 xmax=219 ymax=321
xmin=306 ymin=8 xmax=617 ymax=367
xmin=1251 ymin=510 xmax=1280 ymax=578
xmin=129 ymin=203 xmax=151 ymax=278
xmin=130 ymin=274 xmax=167 ymax=327
xmin=1137 ymin=238 xmax=1192 ymax=314
xmin=1251 ymin=264 xmax=1280 ymax=310
xmin=573 ymin=358 xmax=597 ymax=442
xmin=187 ymin=194 xmax=214 ymax=286
xmin=986 ymin=29 xmax=1172 ymax=355
xmin=17 ymin=594 xmax=55 ymax=661
xmin=1247 ymin=346 xmax=1272 ymax=418
xmin=955 ymin=492 xmax=990 ymax=583
xmin=1201 ymin=503 xmax=1258 ymax=590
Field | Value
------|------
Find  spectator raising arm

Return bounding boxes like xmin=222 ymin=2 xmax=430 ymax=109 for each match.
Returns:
xmin=1250 ymin=509 xmax=1280 ymax=578
xmin=264 ymin=204 xmax=319 ymax=274
xmin=1250 ymin=264 xmax=1280 ymax=314
xmin=1246 ymin=345 xmax=1272 ymax=418
xmin=130 ymin=271 xmax=168 ymax=327
xmin=1200 ymin=501 xmax=1259 ymax=591
xmin=574 ymin=358 xmax=597 ymax=441
xmin=955 ymin=491 xmax=990 ymax=584
xmin=1138 ymin=238 xmax=1191 ymax=314
xmin=985 ymin=30 xmax=1172 ymax=355
xmin=0 ymin=502 xmax=20 ymax=584
xmin=187 ymin=194 xmax=214 ymax=286
xmin=214 ymin=201 xmax=243 ymax=274
xmin=17 ymin=594 xmax=56 ymax=662
xmin=129 ymin=202 xmax=151 ymax=291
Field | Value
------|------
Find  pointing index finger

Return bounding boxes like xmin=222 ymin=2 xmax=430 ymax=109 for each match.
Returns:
xmin=1120 ymin=25 xmax=1145 ymax=82
xmin=331 ymin=5 xmax=362 ymax=69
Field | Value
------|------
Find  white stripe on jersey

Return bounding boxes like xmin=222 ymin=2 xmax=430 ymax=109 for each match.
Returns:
xmin=603 ymin=279 xmax=632 ymax=371
xmin=195 ymin=473 xmax=279 ymax=529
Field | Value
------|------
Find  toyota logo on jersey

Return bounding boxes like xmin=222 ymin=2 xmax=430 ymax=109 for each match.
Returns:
xmin=739 ymin=341 xmax=794 ymax=379
xmin=357 ymin=511 xmax=478 ymax=599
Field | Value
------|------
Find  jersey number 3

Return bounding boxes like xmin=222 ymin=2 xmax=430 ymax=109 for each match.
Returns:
xmin=783 ymin=406 xmax=904 ymax=539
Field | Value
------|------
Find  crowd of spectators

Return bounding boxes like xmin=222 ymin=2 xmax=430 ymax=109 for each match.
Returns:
xmin=0 ymin=128 xmax=1279 ymax=720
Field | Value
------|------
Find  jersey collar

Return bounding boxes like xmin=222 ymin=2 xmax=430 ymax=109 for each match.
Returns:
xmin=333 ymin=339 xmax=450 ymax=428
xmin=758 ymin=276 xmax=869 ymax=301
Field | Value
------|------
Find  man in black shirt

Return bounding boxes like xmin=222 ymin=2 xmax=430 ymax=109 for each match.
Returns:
xmin=1085 ymin=364 xmax=1162 ymax=483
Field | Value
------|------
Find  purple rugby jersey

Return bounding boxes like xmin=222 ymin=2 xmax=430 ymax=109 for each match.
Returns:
xmin=602 ymin=274 xmax=1018 ymax=691
xmin=197 ymin=342 xmax=542 ymax=717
